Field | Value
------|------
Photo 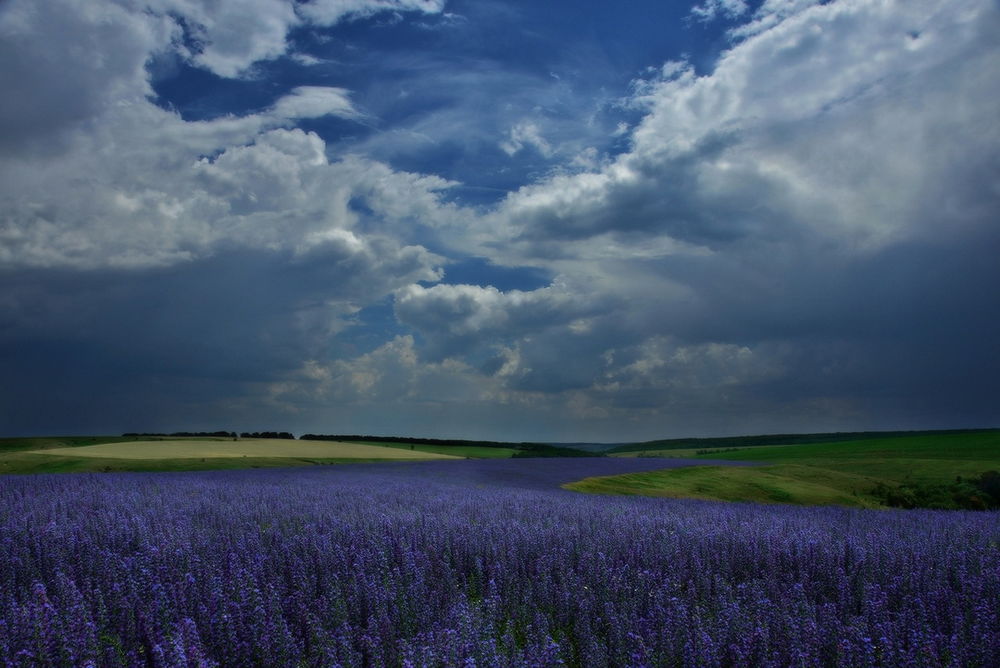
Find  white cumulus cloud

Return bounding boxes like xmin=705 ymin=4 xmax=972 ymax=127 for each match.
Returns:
xmin=270 ymin=86 xmax=362 ymax=120
xmin=690 ymin=0 xmax=749 ymax=22
xmin=500 ymin=121 xmax=554 ymax=158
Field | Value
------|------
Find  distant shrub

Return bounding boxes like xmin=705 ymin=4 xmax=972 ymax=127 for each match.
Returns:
xmin=975 ymin=470 xmax=1000 ymax=504
xmin=872 ymin=471 xmax=1000 ymax=510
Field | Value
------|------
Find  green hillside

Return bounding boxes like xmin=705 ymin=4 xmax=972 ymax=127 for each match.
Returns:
xmin=568 ymin=430 xmax=1000 ymax=510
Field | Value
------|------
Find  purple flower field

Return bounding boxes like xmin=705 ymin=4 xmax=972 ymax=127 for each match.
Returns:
xmin=1 ymin=459 xmax=998 ymax=667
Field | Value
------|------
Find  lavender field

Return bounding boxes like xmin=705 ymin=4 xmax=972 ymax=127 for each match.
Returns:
xmin=2 ymin=460 xmax=999 ymax=667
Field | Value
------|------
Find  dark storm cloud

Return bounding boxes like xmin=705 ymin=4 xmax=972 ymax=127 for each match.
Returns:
xmin=0 ymin=244 xmax=438 ymax=434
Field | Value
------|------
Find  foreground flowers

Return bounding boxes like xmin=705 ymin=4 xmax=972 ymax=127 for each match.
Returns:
xmin=1 ymin=461 xmax=998 ymax=666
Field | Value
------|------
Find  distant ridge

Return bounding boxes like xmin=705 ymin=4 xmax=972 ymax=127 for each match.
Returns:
xmin=607 ymin=427 xmax=1000 ymax=454
xmin=300 ymin=434 xmax=599 ymax=457
xmin=546 ymin=442 xmax=627 ymax=453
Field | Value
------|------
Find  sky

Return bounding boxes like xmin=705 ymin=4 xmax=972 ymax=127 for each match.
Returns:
xmin=1 ymin=0 xmax=998 ymax=442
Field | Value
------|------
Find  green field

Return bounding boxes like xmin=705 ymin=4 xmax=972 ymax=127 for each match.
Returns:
xmin=0 ymin=434 xmax=580 ymax=474
xmin=565 ymin=464 xmax=879 ymax=507
xmin=566 ymin=431 xmax=1000 ymax=509
xmin=0 ymin=436 xmax=459 ymax=474
xmin=7 ymin=432 xmax=1000 ymax=510
xmin=33 ymin=439 xmax=461 ymax=460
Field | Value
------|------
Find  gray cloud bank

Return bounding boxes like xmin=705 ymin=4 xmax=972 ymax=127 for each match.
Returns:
xmin=1 ymin=0 xmax=997 ymax=440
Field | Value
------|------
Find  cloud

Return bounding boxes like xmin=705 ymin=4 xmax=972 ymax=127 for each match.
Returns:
xmin=158 ymin=0 xmax=300 ymax=78
xmin=401 ymin=0 xmax=1000 ymax=434
xmin=270 ymin=86 xmax=362 ymax=120
xmin=334 ymin=36 xmax=631 ymax=202
xmin=0 ymin=0 xmax=462 ymax=267
xmin=690 ymin=0 xmax=749 ymax=23
xmin=296 ymin=0 xmax=445 ymax=26
xmin=0 ymin=0 xmax=172 ymax=154
xmin=0 ymin=98 xmax=461 ymax=269
xmin=728 ymin=0 xmax=828 ymax=39
xmin=0 ymin=237 xmax=443 ymax=434
xmin=0 ymin=0 xmax=466 ymax=434
xmin=157 ymin=0 xmax=445 ymax=78
xmin=394 ymin=280 xmax=609 ymax=361
xmin=290 ymin=335 xmax=482 ymax=404
xmin=476 ymin=0 xmax=999 ymax=260
xmin=500 ymin=121 xmax=554 ymax=158
xmin=264 ymin=334 xmax=569 ymax=440
xmin=290 ymin=52 xmax=326 ymax=66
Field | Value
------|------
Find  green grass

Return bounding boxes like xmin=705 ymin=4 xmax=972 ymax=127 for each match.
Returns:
xmin=686 ymin=432 xmax=1000 ymax=484
xmin=567 ymin=431 xmax=1000 ymax=509
xmin=0 ymin=435 xmax=143 ymax=453
xmin=565 ymin=464 xmax=881 ymax=507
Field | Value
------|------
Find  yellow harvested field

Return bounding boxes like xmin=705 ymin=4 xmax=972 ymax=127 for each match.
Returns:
xmin=32 ymin=439 xmax=461 ymax=460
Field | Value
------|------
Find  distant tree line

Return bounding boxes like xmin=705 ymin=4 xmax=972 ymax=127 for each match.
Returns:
xmin=610 ymin=428 xmax=1000 ymax=454
xmin=123 ymin=431 xmax=237 ymax=438
xmin=694 ymin=447 xmax=745 ymax=456
xmin=301 ymin=434 xmax=600 ymax=457
xmin=240 ymin=432 xmax=294 ymax=440
xmin=301 ymin=434 xmax=526 ymax=448
xmin=510 ymin=444 xmax=600 ymax=458
xmin=122 ymin=431 xmax=294 ymax=440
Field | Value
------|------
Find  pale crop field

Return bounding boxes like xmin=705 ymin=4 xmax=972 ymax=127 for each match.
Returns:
xmin=32 ymin=438 xmax=461 ymax=460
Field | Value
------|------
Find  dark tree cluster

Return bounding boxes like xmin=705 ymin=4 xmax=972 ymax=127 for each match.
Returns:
xmin=301 ymin=434 xmax=521 ymax=448
xmin=122 ymin=431 xmax=294 ymax=440
xmin=239 ymin=432 xmax=294 ymax=440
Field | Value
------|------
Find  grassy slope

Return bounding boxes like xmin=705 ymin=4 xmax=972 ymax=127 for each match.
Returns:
xmin=0 ymin=436 xmax=140 ymax=452
xmin=567 ymin=431 xmax=1000 ymax=508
